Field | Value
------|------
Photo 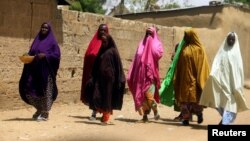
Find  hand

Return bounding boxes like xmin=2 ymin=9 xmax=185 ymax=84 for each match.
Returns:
xmin=37 ymin=53 xmax=46 ymax=59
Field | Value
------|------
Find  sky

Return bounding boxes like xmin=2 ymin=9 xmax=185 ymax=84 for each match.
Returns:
xmin=157 ymin=0 xmax=211 ymax=7
xmin=103 ymin=0 xmax=213 ymax=14
xmin=190 ymin=0 xmax=211 ymax=6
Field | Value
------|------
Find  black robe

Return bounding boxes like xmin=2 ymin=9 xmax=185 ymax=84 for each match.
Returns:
xmin=85 ymin=36 xmax=125 ymax=112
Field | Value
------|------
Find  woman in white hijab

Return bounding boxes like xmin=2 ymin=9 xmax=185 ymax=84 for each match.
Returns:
xmin=199 ymin=32 xmax=249 ymax=125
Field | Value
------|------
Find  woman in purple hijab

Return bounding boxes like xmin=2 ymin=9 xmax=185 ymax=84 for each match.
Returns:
xmin=19 ymin=22 xmax=61 ymax=121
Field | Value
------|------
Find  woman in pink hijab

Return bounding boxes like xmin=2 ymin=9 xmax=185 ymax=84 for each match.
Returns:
xmin=127 ymin=26 xmax=164 ymax=122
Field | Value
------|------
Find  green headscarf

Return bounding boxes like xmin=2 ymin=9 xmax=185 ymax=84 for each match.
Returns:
xmin=159 ymin=39 xmax=185 ymax=106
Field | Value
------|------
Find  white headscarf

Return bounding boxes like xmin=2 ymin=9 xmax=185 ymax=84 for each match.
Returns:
xmin=211 ymin=32 xmax=243 ymax=89
xmin=200 ymin=32 xmax=249 ymax=113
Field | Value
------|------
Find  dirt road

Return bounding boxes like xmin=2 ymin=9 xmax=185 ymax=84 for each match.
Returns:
xmin=1 ymin=89 xmax=250 ymax=141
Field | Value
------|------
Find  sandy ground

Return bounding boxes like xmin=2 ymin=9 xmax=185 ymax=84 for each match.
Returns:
xmin=0 ymin=89 xmax=250 ymax=141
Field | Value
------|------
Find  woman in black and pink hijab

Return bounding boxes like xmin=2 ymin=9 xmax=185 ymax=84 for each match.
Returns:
xmin=19 ymin=22 xmax=61 ymax=121
xmin=81 ymin=24 xmax=109 ymax=120
xmin=127 ymin=26 xmax=164 ymax=122
xmin=85 ymin=34 xmax=125 ymax=125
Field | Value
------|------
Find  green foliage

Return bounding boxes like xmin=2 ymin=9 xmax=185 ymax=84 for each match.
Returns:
xmin=69 ymin=1 xmax=82 ymax=11
xmin=68 ymin=0 xmax=105 ymax=14
xmin=224 ymin=0 xmax=250 ymax=5
xmin=224 ymin=0 xmax=234 ymax=3
xmin=236 ymin=0 xmax=250 ymax=5
xmin=163 ymin=3 xmax=180 ymax=9
xmin=79 ymin=0 xmax=105 ymax=14
xmin=145 ymin=0 xmax=158 ymax=11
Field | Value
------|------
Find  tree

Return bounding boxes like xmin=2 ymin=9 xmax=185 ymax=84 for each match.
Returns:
xmin=224 ymin=0 xmax=234 ymax=3
xmin=163 ymin=3 xmax=180 ymax=9
xmin=144 ymin=0 xmax=158 ymax=11
xmin=224 ymin=0 xmax=250 ymax=5
xmin=239 ymin=0 xmax=250 ymax=5
xmin=79 ymin=0 xmax=105 ymax=14
xmin=119 ymin=0 xmax=125 ymax=14
xmin=69 ymin=0 xmax=105 ymax=14
xmin=69 ymin=1 xmax=82 ymax=11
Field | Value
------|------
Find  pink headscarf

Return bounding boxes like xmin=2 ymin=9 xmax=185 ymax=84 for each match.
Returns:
xmin=127 ymin=26 xmax=164 ymax=110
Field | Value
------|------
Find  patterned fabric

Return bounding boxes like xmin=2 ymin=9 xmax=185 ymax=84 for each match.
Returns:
xmin=26 ymin=75 xmax=53 ymax=117
xmin=180 ymin=102 xmax=203 ymax=120
xmin=217 ymin=107 xmax=236 ymax=125
xmin=138 ymin=83 xmax=157 ymax=116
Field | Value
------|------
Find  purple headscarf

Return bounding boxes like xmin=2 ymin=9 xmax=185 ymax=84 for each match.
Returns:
xmin=19 ymin=22 xmax=61 ymax=104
